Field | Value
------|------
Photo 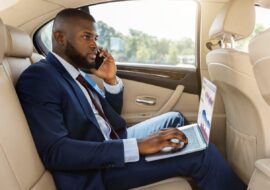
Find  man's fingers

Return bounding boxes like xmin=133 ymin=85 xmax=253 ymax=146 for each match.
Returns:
xmin=100 ymin=48 xmax=111 ymax=58
xmin=158 ymin=128 xmax=188 ymax=143
xmin=159 ymin=140 xmax=185 ymax=153
xmin=163 ymin=140 xmax=185 ymax=149
xmin=138 ymin=128 xmax=188 ymax=155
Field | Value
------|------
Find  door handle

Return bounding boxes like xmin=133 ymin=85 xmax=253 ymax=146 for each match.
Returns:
xmin=136 ymin=97 xmax=156 ymax=106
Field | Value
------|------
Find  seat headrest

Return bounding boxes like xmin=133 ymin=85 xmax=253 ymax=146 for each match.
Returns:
xmin=0 ymin=19 xmax=7 ymax=63
xmin=249 ymin=28 xmax=270 ymax=105
xmin=209 ymin=0 xmax=255 ymax=41
xmin=5 ymin=25 xmax=33 ymax=58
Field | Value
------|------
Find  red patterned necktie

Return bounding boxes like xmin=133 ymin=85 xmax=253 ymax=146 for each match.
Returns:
xmin=76 ymin=74 xmax=119 ymax=139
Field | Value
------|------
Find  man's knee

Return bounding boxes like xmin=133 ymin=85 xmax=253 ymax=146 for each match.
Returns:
xmin=203 ymin=143 xmax=225 ymax=166
xmin=206 ymin=144 xmax=221 ymax=157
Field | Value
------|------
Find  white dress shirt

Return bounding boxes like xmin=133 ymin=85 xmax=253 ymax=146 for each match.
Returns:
xmin=52 ymin=52 xmax=139 ymax=163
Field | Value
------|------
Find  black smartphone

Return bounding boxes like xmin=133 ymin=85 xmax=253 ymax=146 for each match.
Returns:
xmin=94 ymin=51 xmax=104 ymax=70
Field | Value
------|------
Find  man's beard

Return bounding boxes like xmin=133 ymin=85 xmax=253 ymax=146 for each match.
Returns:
xmin=64 ymin=40 xmax=95 ymax=69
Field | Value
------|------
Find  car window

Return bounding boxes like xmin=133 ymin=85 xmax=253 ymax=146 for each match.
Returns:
xmin=35 ymin=0 xmax=198 ymax=67
xmin=235 ymin=6 xmax=270 ymax=51
xmin=39 ymin=21 xmax=53 ymax=53
xmin=89 ymin=0 xmax=198 ymax=66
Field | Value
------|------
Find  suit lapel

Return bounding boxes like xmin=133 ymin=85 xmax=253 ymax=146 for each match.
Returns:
xmin=46 ymin=53 xmax=100 ymax=129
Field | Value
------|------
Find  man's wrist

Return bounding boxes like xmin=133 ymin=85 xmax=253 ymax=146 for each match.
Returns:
xmin=103 ymin=76 xmax=123 ymax=94
xmin=104 ymin=77 xmax=117 ymax=85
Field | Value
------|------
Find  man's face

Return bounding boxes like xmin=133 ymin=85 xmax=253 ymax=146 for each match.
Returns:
xmin=64 ymin=18 xmax=98 ymax=69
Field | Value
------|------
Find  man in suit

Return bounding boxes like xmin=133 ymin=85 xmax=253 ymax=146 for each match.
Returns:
xmin=16 ymin=8 xmax=246 ymax=190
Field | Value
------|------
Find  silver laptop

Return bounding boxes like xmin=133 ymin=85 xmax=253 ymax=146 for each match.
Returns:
xmin=145 ymin=78 xmax=217 ymax=162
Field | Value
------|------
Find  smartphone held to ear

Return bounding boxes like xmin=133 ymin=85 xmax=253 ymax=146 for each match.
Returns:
xmin=94 ymin=51 xmax=105 ymax=70
xmin=83 ymin=50 xmax=105 ymax=71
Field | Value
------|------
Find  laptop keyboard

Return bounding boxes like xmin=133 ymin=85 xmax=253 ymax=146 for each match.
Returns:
xmin=181 ymin=126 xmax=201 ymax=149
xmin=145 ymin=125 xmax=206 ymax=161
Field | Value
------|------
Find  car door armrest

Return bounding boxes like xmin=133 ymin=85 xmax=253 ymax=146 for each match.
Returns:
xmin=248 ymin=159 xmax=270 ymax=190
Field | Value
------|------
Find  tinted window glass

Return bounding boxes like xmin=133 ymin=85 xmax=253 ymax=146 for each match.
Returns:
xmin=90 ymin=0 xmax=198 ymax=66
xmin=35 ymin=0 xmax=198 ymax=66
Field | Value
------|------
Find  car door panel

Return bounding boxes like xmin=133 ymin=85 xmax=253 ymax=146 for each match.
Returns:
xmin=121 ymin=80 xmax=185 ymax=125
xmin=117 ymin=63 xmax=200 ymax=94
xmin=90 ymin=65 xmax=200 ymax=126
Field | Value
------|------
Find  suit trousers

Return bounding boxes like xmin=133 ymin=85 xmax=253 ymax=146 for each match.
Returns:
xmin=103 ymin=112 xmax=246 ymax=190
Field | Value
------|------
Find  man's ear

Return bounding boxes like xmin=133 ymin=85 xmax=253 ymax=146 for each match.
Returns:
xmin=53 ymin=31 xmax=66 ymax=46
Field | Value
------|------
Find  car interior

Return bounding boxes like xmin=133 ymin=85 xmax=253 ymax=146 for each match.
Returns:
xmin=1 ymin=0 xmax=270 ymax=189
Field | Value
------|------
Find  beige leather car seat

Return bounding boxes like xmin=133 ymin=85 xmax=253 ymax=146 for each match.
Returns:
xmin=249 ymin=28 xmax=270 ymax=105
xmin=0 ymin=19 xmax=192 ymax=190
xmin=2 ymin=24 xmax=44 ymax=85
xmin=206 ymin=0 xmax=270 ymax=183
xmin=248 ymin=28 xmax=270 ymax=190
xmin=0 ymin=19 xmax=57 ymax=190
xmin=2 ymin=25 xmax=36 ymax=85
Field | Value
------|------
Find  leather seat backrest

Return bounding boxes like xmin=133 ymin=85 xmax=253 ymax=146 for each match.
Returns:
xmin=0 ymin=18 xmax=56 ymax=190
xmin=2 ymin=25 xmax=33 ymax=85
xmin=206 ymin=0 xmax=270 ymax=183
xmin=0 ymin=19 xmax=5 ymax=63
xmin=249 ymin=28 xmax=270 ymax=105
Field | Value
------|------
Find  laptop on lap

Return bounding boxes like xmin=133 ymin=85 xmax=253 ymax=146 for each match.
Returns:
xmin=145 ymin=78 xmax=217 ymax=162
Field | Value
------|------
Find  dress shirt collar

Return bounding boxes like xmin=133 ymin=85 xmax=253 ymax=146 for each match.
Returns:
xmin=52 ymin=52 xmax=80 ymax=79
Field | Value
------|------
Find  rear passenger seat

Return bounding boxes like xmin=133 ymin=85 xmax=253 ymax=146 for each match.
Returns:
xmin=0 ymin=19 xmax=56 ymax=190
xmin=0 ymin=18 xmax=192 ymax=190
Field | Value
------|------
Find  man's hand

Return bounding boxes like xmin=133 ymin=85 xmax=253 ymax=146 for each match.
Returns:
xmin=90 ymin=48 xmax=117 ymax=85
xmin=137 ymin=128 xmax=188 ymax=155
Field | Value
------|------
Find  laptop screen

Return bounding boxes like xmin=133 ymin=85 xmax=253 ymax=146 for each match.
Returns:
xmin=197 ymin=78 xmax=217 ymax=144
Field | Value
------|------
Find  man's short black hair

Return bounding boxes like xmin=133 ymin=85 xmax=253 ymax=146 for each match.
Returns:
xmin=53 ymin=8 xmax=95 ymax=30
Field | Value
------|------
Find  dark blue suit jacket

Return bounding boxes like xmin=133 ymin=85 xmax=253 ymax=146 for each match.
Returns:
xmin=16 ymin=53 xmax=128 ymax=190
